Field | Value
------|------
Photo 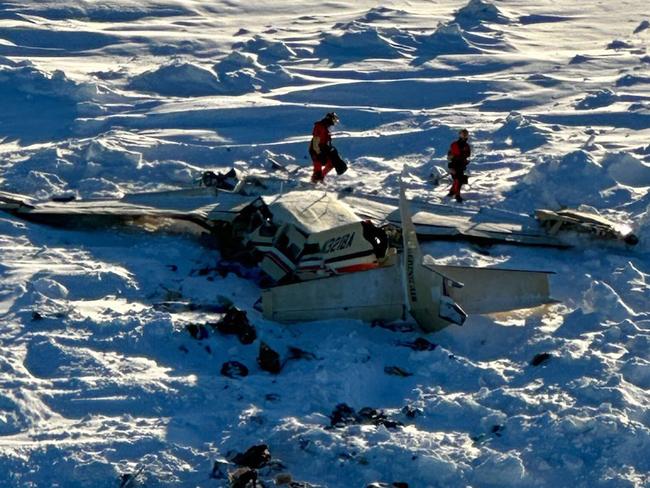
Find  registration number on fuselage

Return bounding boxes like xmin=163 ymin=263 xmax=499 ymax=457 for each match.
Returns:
xmin=322 ymin=232 xmax=355 ymax=253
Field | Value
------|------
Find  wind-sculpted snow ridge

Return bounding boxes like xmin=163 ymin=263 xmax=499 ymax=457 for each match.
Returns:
xmin=357 ymin=6 xmax=410 ymax=23
xmin=634 ymin=20 xmax=650 ymax=34
xmin=637 ymin=205 xmax=650 ymax=250
xmin=607 ymin=39 xmax=634 ymax=50
xmin=453 ymin=0 xmax=512 ymax=29
xmin=576 ymin=89 xmax=618 ymax=110
xmin=231 ymin=35 xmax=297 ymax=64
xmin=213 ymin=51 xmax=294 ymax=92
xmin=314 ymin=22 xmax=408 ymax=63
xmin=411 ymin=20 xmax=513 ymax=65
xmin=2 ymin=133 xmax=201 ymax=199
xmin=0 ymin=0 xmax=190 ymax=22
xmin=492 ymin=113 xmax=550 ymax=152
xmin=128 ymin=60 xmax=223 ymax=97
xmin=405 ymin=0 xmax=515 ymax=65
xmin=512 ymin=149 xmax=650 ymax=210
xmin=0 ymin=59 xmax=123 ymax=104
xmin=602 ymin=152 xmax=650 ymax=188
xmin=0 ymin=61 xmax=124 ymax=144
xmin=616 ymin=73 xmax=650 ymax=87
xmin=417 ymin=23 xmax=481 ymax=58
xmin=128 ymin=53 xmax=297 ymax=97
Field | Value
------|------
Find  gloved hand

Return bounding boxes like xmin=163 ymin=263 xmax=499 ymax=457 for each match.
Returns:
xmin=312 ymin=169 xmax=323 ymax=182
xmin=318 ymin=145 xmax=330 ymax=165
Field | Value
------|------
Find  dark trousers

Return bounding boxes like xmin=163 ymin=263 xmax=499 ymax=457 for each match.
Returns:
xmin=449 ymin=166 xmax=466 ymax=196
xmin=310 ymin=147 xmax=347 ymax=180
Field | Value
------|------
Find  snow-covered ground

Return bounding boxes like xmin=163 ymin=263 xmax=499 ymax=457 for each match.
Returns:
xmin=0 ymin=0 xmax=649 ymax=486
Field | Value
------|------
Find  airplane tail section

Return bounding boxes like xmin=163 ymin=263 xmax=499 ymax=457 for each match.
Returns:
xmin=424 ymin=260 xmax=554 ymax=315
xmin=399 ymin=184 xmax=467 ymax=332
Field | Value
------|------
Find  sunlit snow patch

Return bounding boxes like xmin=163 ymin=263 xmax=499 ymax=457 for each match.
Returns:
xmin=417 ymin=23 xmax=480 ymax=58
xmin=128 ymin=60 xmax=222 ymax=97
xmin=232 ymin=35 xmax=296 ymax=64
xmin=602 ymin=152 xmax=650 ymax=187
xmin=358 ymin=6 xmax=410 ymax=23
xmin=637 ymin=203 xmax=650 ymax=250
xmin=4 ymin=2 xmax=189 ymax=22
xmin=492 ymin=113 xmax=550 ymax=152
xmin=315 ymin=22 xmax=405 ymax=62
xmin=213 ymin=51 xmax=293 ymax=93
xmin=519 ymin=150 xmax=617 ymax=208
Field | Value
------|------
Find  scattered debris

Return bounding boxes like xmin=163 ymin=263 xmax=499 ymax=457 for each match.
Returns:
xmin=491 ymin=424 xmax=505 ymax=437
xmin=200 ymin=168 xmax=240 ymax=190
xmin=229 ymin=466 xmax=259 ymax=488
xmin=371 ymin=320 xmax=416 ymax=332
xmin=472 ymin=424 xmax=506 ymax=444
xmin=211 ymin=307 xmax=257 ymax=344
xmin=30 ymin=310 xmax=66 ymax=321
xmin=384 ymin=366 xmax=413 ymax=377
xmin=357 ymin=407 xmax=403 ymax=429
xmin=276 ymin=473 xmax=293 ymax=485
xmin=401 ymin=405 xmax=423 ymax=419
xmin=329 ymin=403 xmax=402 ymax=429
xmin=232 ymin=445 xmax=271 ymax=469
xmin=367 ymin=483 xmax=409 ymax=488
xmin=155 ymin=301 xmax=229 ymax=313
xmin=119 ymin=465 xmax=145 ymax=488
xmin=397 ymin=337 xmax=437 ymax=351
xmin=221 ymin=361 xmax=249 ymax=378
xmin=186 ymin=323 xmax=209 ymax=340
xmin=210 ymin=459 xmax=231 ymax=479
xmin=287 ymin=346 xmax=319 ymax=360
xmin=530 ymin=352 xmax=552 ymax=366
xmin=329 ymin=403 xmax=359 ymax=427
xmin=258 ymin=342 xmax=282 ymax=374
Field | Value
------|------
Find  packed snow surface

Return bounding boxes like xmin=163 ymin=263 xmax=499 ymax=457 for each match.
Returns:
xmin=0 ymin=1 xmax=649 ymax=487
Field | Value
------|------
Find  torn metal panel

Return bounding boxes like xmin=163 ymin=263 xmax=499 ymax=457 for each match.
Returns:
xmin=341 ymin=193 xmax=567 ymax=247
xmin=0 ymin=187 xmax=259 ymax=230
xmin=536 ymin=208 xmax=638 ymax=245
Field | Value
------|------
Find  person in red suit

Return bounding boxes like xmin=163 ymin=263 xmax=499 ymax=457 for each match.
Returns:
xmin=309 ymin=112 xmax=347 ymax=183
xmin=447 ymin=128 xmax=471 ymax=202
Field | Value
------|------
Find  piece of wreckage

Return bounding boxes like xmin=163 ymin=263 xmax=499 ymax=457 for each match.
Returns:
xmin=262 ymin=184 xmax=556 ymax=331
xmin=0 ymin=169 xmax=556 ymax=332
xmin=535 ymin=208 xmax=639 ymax=246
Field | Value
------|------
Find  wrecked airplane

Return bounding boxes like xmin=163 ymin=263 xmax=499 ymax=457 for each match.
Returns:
xmin=261 ymin=185 xmax=555 ymax=332
xmin=0 ymin=171 xmax=558 ymax=333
